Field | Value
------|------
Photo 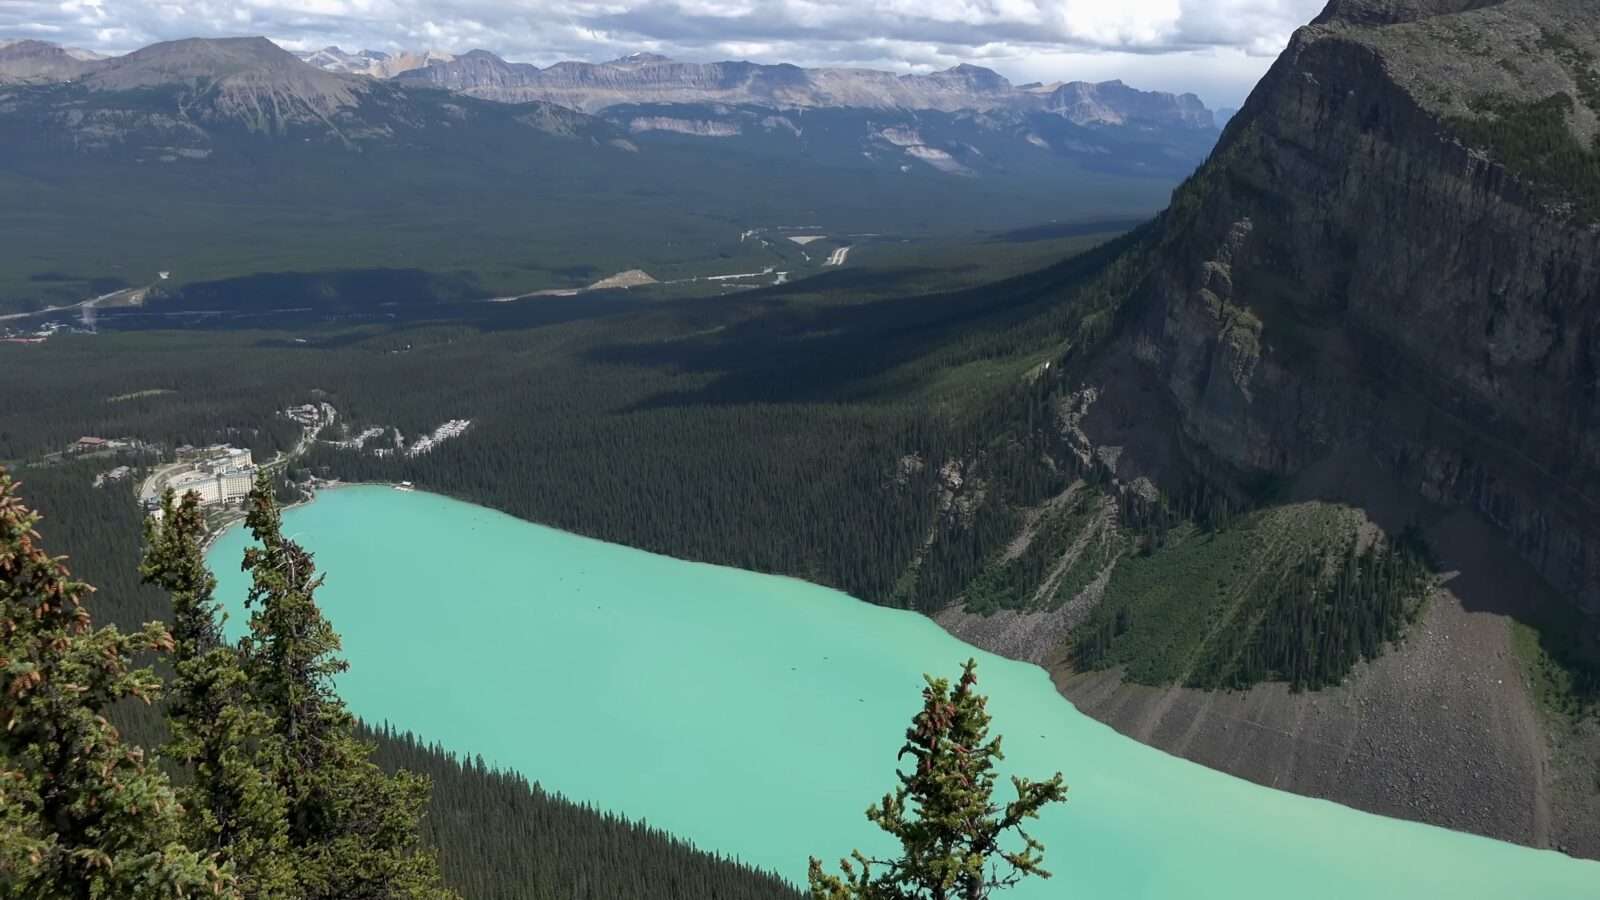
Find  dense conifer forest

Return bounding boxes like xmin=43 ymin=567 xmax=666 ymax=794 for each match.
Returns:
xmin=1 ymin=233 xmax=1139 ymax=612
xmin=0 ymin=226 xmax=1491 ymax=705
xmin=368 ymin=727 xmax=800 ymax=900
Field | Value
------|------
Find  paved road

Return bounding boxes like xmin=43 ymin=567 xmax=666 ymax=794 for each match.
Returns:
xmin=138 ymin=460 xmax=193 ymax=503
xmin=0 ymin=286 xmax=150 ymax=323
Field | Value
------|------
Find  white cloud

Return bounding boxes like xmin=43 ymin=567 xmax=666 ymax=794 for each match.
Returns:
xmin=0 ymin=0 xmax=1327 ymax=105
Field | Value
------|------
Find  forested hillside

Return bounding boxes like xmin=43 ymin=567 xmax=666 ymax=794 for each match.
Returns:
xmin=1 ymin=231 xmax=1127 ymax=610
xmin=0 ymin=223 xmax=1456 ymax=708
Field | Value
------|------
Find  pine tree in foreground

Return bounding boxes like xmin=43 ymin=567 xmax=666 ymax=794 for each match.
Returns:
xmin=236 ymin=474 xmax=453 ymax=900
xmin=142 ymin=489 xmax=296 ymax=899
xmin=808 ymin=659 xmax=1066 ymax=900
xmin=0 ymin=469 xmax=233 ymax=899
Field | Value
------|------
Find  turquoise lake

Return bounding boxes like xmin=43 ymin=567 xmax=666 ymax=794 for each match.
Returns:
xmin=208 ymin=486 xmax=1599 ymax=898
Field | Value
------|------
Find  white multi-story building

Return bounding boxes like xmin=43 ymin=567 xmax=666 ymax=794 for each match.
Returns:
xmin=169 ymin=463 xmax=256 ymax=505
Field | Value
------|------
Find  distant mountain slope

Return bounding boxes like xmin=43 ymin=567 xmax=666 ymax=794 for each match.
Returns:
xmin=386 ymin=49 xmax=1218 ymax=129
xmin=0 ymin=37 xmax=616 ymax=151
xmin=369 ymin=48 xmax=1218 ymax=181
xmin=0 ymin=36 xmax=1195 ymax=315
xmin=392 ymin=52 xmax=1020 ymax=113
xmin=0 ymin=39 xmax=106 ymax=84
xmin=0 ymin=36 xmax=1218 ymax=203
xmin=8 ymin=37 xmax=1221 ymax=133
xmin=0 ymin=36 xmax=1217 ymax=176
xmin=81 ymin=36 xmax=366 ymax=128
xmin=1041 ymin=79 xmax=1214 ymax=129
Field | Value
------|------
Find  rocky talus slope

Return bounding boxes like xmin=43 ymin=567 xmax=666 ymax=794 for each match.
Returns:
xmin=944 ymin=0 xmax=1600 ymax=857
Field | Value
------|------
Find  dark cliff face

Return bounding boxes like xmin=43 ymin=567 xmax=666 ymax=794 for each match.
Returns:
xmin=950 ymin=0 xmax=1600 ymax=854
xmin=1081 ymin=0 xmax=1600 ymax=621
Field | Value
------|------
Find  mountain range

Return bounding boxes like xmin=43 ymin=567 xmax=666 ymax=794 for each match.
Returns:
xmin=0 ymin=36 xmax=1219 ymax=131
xmin=0 ymin=35 xmax=1221 ymax=185
xmin=0 ymin=37 xmax=623 ymax=152
xmin=372 ymin=48 xmax=1216 ymax=130
xmin=0 ymin=34 xmax=1208 ymax=314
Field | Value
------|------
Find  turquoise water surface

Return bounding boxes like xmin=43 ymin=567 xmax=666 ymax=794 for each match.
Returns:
xmin=208 ymin=486 xmax=1598 ymax=898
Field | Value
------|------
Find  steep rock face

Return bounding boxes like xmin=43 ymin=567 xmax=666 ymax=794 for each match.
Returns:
xmin=932 ymin=0 xmax=1600 ymax=855
xmin=1098 ymin=0 xmax=1600 ymax=614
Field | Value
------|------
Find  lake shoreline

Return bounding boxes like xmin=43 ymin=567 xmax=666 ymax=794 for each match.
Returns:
xmin=216 ymin=480 xmax=1600 ymax=877
xmin=200 ymin=477 xmax=407 ymax=554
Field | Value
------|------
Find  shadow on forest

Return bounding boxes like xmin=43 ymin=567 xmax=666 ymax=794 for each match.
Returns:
xmin=992 ymin=218 xmax=1146 ymax=244
xmin=1281 ymin=435 xmax=1600 ymax=705
xmin=586 ymin=232 xmax=1136 ymax=409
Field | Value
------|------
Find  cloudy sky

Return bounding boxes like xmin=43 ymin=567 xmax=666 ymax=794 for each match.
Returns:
xmin=1 ymin=0 xmax=1328 ymax=106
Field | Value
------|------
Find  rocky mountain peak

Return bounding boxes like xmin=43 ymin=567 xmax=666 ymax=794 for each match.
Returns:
xmin=89 ymin=36 xmax=316 ymax=86
xmin=926 ymin=63 xmax=1011 ymax=92
xmin=81 ymin=36 xmax=368 ymax=132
